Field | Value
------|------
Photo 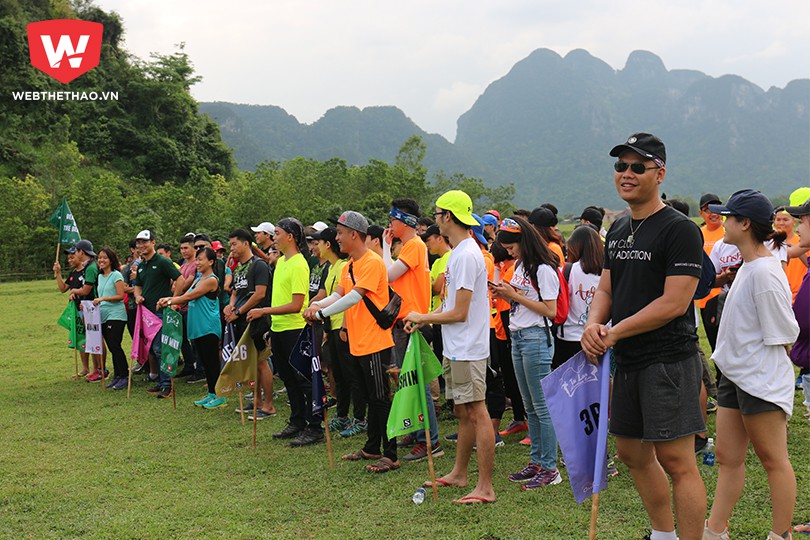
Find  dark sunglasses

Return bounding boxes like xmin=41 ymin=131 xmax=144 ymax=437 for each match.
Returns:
xmin=614 ymin=161 xmax=660 ymax=174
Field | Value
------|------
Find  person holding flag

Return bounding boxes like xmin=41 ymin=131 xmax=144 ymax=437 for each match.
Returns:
xmin=59 ymin=240 xmax=102 ymax=380
xmin=158 ymin=247 xmax=224 ymax=409
xmin=54 ymin=247 xmax=92 ymax=377
xmin=403 ymin=190 xmax=495 ymax=504
xmin=304 ymin=211 xmax=398 ymax=473
xmin=581 ymin=133 xmax=706 ymax=540
xmin=133 ymin=229 xmax=186 ymax=399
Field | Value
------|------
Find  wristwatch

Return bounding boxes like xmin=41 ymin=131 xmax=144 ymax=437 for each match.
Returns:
xmin=234 ymin=307 xmax=241 ymax=316
xmin=316 ymin=310 xmax=325 ymax=321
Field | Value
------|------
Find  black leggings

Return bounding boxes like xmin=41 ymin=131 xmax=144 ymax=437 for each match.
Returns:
xmin=486 ymin=329 xmax=507 ymax=420
xmin=102 ymin=320 xmax=127 ymax=379
xmin=193 ymin=334 xmax=221 ymax=394
xmin=328 ymin=329 xmax=367 ymax=420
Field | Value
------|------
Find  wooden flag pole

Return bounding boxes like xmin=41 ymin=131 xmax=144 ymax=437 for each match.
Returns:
xmin=100 ymin=355 xmax=106 ymax=393
xmin=171 ymin=377 xmax=176 ymax=410
xmin=323 ymin=408 xmax=335 ymax=470
xmin=251 ymin=391 xmax=259 ymax=449
xmin=589 ymin=492 xmax=600 ymax=540
xmin=127 ymin=357 xmax=134 ymax=399
xmin=424 ymin=428 xmax=439 ymax=503
xmin=238 ymin=391 xmax=245 ymax=426
xmin=55 ymin=243 xmax=61 ymax=264
xmin=73 ymin=348 xmax=79 ymax=381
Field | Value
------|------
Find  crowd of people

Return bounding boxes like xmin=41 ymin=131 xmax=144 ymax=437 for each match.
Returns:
xmin=52 ymin=132 xmax=810 ymax=539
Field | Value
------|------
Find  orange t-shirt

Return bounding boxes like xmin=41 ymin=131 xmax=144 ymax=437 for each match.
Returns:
xmin=549 ymin=242 xmax=565 ymax=269
xmin=392 ymin=236 xmax=431 ymax=320
xmin=696 ymin=224 xmax=725 ymax=309
xmin=481 ymin=249 xmax=497 ymax=330
xmin=785 ymin=233 xmax=810 ymax=301
xmin=494 ymin=262 xmax=515 ymax=341
xmin=340 ymin=250 xmax=395 ymax=357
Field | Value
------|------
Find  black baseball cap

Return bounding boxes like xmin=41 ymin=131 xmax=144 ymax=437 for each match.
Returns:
xmin=708 ymin=189 xmax=774 ymax=225
xmin=65 ymin=239 xmax=95 ymax=257
xmin=419 ymin=224 xmax=441 ymax=241
xmin=609 ymin=132 xmax=666 ymax=165
xmin=699 ymin=193 xmax=722 ymax=208
xmin=311 ymin=226 xmax=337 ymax=242
xmin=783 ymin=198 xmax=810 ymax=219
xmin=579 ymin=207 xmax=603 ymax=227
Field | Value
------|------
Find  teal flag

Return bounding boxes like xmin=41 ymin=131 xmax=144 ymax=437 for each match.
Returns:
xmin=57 ymin=302 xmax=86 ymax=350
xmin=48 ymin=197 xmax=81 ymax=246
xmin=386 ymin=331 xmax=443 ymax=439
xmin=160 ymin=309 xmax=183 ymax=376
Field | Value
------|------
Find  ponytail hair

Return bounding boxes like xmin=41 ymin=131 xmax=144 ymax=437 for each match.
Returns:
xmin=750 ymin=220 xmax=787 ymax=249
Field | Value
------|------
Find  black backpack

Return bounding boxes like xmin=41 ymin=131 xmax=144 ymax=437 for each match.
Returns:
xmin=693 ymin=251 xmax=716 ymax=300
xmin=348 ymin=262 xmax=402 ymax=330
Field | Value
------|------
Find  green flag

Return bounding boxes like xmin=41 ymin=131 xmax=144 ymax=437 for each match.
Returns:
xmin=386 ymin=331 xmax=443 ymax=439
xmin=215 ymin=322 xmax=259 ymax=397
xmin=56 ymin=302 xmax=86 ymax=350
xmin=160 ymin=309 xmax=183 ymax=376
xmin=48 ymin=197 xmax=81 ymax=246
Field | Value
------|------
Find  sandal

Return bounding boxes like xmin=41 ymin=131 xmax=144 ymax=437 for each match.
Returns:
xmin=366 ymin=457 xmax=400 ymax=473
xmin=794 ymin=522 xmax=810 ymax=535
xmin=342 ymin=449 xmax=381 ymax=461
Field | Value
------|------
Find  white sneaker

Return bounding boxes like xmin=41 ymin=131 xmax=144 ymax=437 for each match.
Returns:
xmin=766 ymin=532 xmax=791 ymax=540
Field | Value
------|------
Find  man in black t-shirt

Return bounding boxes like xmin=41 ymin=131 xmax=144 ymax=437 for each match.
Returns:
xmin=582 ymin=133 xmax=706 ymax=540
xmin=225 ymin=229 xmax=275 ymax=418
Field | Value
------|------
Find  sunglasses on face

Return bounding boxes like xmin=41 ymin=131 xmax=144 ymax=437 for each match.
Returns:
xmin=614 ymin=161 xmax=660 ymax=174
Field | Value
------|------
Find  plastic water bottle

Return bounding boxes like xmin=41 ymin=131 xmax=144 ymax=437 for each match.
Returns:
xmin=703 ymin=437 xmax=715 ymax=467
xmin=412 ymin=487 xmax=426 ymax=504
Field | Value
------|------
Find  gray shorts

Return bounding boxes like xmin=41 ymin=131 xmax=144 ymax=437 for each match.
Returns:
xmin=716 ymin=374 xmax=782 ymax=415
xmin=610 ymin=355 xmax=705 ymax=442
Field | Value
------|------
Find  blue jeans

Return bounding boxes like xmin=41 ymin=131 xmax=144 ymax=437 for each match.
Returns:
xmin=511 ymin=325 xmax=557 ymax=470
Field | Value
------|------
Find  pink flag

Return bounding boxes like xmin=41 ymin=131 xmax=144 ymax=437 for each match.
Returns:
xmin=131 ymin=305 xmax=163 ymax=365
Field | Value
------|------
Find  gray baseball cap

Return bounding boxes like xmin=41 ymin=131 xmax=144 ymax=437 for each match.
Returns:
xmin=336 ymin=211 xmax=369 ymax=233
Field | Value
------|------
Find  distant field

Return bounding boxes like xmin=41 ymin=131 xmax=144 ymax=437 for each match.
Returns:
xmin=0 ymin=280 xmax=807 ymax=539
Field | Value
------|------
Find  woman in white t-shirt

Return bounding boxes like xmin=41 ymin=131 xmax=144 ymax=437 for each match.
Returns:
xmin=553 ymin=225 xmax=604 ymax=369
xmin=490 ymin=216 xmax=561 ymax=490
xmin=704 ymin=190 xmax=799 ymax=540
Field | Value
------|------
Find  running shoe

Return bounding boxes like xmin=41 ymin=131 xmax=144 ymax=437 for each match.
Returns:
xmin=508 ymin=462 xmax=541 ymax=483
xmin=499 ymin=420 xmax=528 ymax=436
xmin=340 ymin=418 xmax=368 ymax=438
xmin=402 ymin=442 xmax=444 ymax=462
xmin=706 ymin=396 xmax=718 ymax=413
xmin=328 ymin=416 xmax=353 ymax=432
xmin=522 ymin=468 xmax=562 ymax=490
xmin=202 ymin=396 xmax=227 ymax=409
xmin=519 ymin=436 xmax=531 ymax=445
xmin=194 ymin=393 xmax=216 ymax=407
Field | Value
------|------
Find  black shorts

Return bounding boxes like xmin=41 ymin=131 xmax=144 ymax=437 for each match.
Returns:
xmin=610 ymin=355 xmax=705 ymax=442
xmin=716 ymin=374 xmax=782 ymax=415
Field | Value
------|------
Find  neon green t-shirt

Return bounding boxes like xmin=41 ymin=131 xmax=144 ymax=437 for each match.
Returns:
xmin=271 ymin=252 xmax=309 ymax=332
xmin=429 ymin=250 xmax=451 ymax=312
xmin=322 ymin=258 xmax=348 ymax=329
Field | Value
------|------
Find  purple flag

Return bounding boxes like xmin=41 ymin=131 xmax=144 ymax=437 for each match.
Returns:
xmin=131 ymin=305 xmax=162 ymax=365
xmin=541 ymin=350 xmax=610 ymax=504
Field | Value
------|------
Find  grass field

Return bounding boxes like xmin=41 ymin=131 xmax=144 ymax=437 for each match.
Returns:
xmin=1 ymin=280 xmax=807 ymax=539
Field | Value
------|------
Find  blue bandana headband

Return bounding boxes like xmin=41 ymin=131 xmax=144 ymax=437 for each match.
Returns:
xmin=389 ymin=208 xmax=418 ymax=228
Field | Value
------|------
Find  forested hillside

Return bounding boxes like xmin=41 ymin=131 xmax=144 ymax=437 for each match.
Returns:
xmin=1 ymin=1 xmax=504 ymax=276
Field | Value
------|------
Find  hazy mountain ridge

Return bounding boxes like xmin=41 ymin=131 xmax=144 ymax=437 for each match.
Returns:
xmin=201 ymin=48 xmax=809 ymax=213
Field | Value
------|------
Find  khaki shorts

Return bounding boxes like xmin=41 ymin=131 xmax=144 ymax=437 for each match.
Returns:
xmin=443 ymin=357 xmax=488 ymax=405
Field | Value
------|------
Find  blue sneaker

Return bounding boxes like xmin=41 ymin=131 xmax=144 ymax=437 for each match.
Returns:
xmin=203 ymin=396 xmax=227 ymax=409
xmin=194 ymin=393 xmax=216 ymax=407
xmin=340 ymin=418 xmax=367 ymax=437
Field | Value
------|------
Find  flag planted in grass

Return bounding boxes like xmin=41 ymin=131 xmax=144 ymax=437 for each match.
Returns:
xmin=80 ymin=301 xmax=103 ymax=355
xmin=541 ymin=350 xmax=611 ymax=504
xmin=131 ymin=305 xmax=162 ymax=365
xmin=57 ymin=301 xmax=86 ymax=351
xmin=289 ymin=326 xmax=328 ymax=417
xmin=386 ymin=331 xmax=442 ymax=439
xmin=215 ymin=322 xmax=258 ymax=396
xmin=160 ymin=308 xmax=183 ymax=376
xmin=48 ymin=197 xmax=81 ymax=246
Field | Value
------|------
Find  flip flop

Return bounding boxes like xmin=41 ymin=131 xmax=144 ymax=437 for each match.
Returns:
xmin=342 ymin=449 xmax=381 ymax=461
xmin=453 ymin=495 xmax=495 ymax=505
xmin=424 ymin=478 xmax=465 ymax=488
xmin=366 ymin=457 xmax=400 ymax=473
xmin=794 ymin=522 xmax=810 ymax=535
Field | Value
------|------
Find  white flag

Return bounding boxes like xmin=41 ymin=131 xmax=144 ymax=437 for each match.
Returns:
xmin=80 ymin=300 xmax=104 ymax=354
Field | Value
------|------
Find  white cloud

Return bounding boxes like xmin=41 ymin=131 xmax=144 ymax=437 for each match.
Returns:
xmin=98 ymin=0 xmax=810 ymax=140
